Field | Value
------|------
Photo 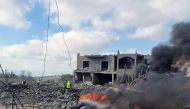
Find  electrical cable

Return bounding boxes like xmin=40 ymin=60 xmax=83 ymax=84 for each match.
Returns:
xmin=41 ymin=0 xmax=51 ymax=80
xmin=54 ymin=0 xmax=72 ymax=68
xmin=41 ymin=0 xmax=73 ymax=80
xmin=0 ymin=64 xmax=8 ymax=83
xmin=0 ymin=64 xmax=26 ymax=109
xmin=15 ymin=94 xmax=26 ymax=109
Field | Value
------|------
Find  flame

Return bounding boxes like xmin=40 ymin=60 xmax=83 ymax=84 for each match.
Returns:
xmin=80 ymin=92 xmax=107 ymax=101
xmin=134 ymin=106 xmax=140 ymax=109
xmin=100 ymin=95 xmax=107 ymax=101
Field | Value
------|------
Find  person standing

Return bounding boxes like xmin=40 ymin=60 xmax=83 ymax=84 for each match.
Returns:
xmin=37 ymin=79 xmax=41 ymax=94
xmin=65 ymin=81 xmax=71 ymax=95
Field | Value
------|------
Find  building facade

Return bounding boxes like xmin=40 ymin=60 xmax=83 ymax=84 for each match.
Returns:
xmin=73 ymin=51 xmax=149 ymax=85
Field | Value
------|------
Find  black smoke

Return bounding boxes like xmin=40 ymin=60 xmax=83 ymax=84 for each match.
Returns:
xmin=104 ymin=22 xmax=190 ymax=109
xmin=150 ymin=22 xmax=190 ymax=73
xmin=106 ymin=73 xmax=190 ymax=109
xmin=77 ymin=22 xmax=190 ymax=109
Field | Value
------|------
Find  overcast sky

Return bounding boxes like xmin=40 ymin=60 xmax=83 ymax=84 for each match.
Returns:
xmin=0 ymin=0 xmax=190 ymax=76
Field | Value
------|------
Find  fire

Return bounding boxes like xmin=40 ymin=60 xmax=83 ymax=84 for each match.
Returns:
xmin=134 ymin=106 xmax=140 ymax=109
xmin=80 ymin=92 xmax=107 ymax=101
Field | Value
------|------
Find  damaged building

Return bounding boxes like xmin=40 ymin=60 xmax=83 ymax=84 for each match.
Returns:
xmin=74 ymin=51 xmax=149 ymax=85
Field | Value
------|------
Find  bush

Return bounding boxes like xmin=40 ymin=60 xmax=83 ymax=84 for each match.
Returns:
xmin=59 ymin=74 xmax=73 ymax=85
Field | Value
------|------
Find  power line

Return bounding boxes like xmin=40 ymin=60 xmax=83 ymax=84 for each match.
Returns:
xmin=0 ymin=64 xmax=26 ymax=109
xmin=41 ymin=0 xmax=51 ymax=80
xmin=0 ymin=64 xmax=8 ymax=83
xmin=41 ymin=0 xmax=73 ymax=79
xmin=54 ymin=0 xmax=72 ymax=67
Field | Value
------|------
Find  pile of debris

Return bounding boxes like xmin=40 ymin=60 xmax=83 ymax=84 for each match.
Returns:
xmin=0 ymin=81 xmax=81 ymax=109
xmin=1 ymin=72 xmax=190 ymax=109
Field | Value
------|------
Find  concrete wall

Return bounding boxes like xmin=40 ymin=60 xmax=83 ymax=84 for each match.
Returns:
xmin=75 ymin=72 xmax=92 ymax=82
xmin=117 ymin=54 xmax=137 ymax=69
xmin=77 ymin=54 xmax=115 ymax=72
xmin=116 ymin=54 xmax=137 ymax=82
xmin=75 ymin=53 xmax=149 ymax=84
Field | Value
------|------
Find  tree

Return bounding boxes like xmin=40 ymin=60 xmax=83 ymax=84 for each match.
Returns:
xmin=19 ymin=70 xmax=34 ymax=81
xmin=59 ymin=74 xmax=73 ymax=85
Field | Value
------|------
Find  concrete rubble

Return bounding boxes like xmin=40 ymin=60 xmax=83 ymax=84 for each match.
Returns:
xmin=0 ymin=81 xmax=81 ymax=109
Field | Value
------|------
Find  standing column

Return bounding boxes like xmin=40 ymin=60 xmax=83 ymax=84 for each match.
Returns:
xmin=83 ymin=75 xmax=85 ymax=82
xmin=91 ymin=73 xmax=94 ymax=85
xmin=112 ymin=73 xmax=114 ymax=85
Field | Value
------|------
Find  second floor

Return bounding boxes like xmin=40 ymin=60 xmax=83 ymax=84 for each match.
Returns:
xmin=76 ymin=53 xmax=149 ymax=72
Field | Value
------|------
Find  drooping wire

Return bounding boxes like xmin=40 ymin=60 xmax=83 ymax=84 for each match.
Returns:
xmin=41 ymin=0 xmax=73 ymax=80
xmin=54 ymin=0 xmax=72 ymax=68
xmin=0 ymin=64 xmax=8 ymax=83
xmin=41 ymin=0 xmax=51 ymax=80
xmin=0 ymin=64 xmax=26 ymax=109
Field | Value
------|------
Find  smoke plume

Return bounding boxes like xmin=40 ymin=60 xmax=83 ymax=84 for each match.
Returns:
xmin=150 ymin=22 xmax=190 ymax=73
xmin=78 ymin=22 xmax=190 ymax=109
xmin=106 ymin=72 xmax=190 ymax=109
xmin=104 ymin=22 xmax=190 ymax=109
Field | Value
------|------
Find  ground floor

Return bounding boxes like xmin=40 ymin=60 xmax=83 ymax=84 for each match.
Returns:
xmin=74 ymin=72 xmax=117 ymax=85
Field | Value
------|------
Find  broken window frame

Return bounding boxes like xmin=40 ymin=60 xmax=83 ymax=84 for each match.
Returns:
xmin=101 ymin=61 xmax=108 ymax=71
xmin=83 ymin=61 xmax=90 ymax=69
xmin=118 ymin=57 xmax=135 ymax=69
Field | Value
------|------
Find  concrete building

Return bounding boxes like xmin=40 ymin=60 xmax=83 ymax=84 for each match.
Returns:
xmin=73 ymin=51 xmax=149 ymax=85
